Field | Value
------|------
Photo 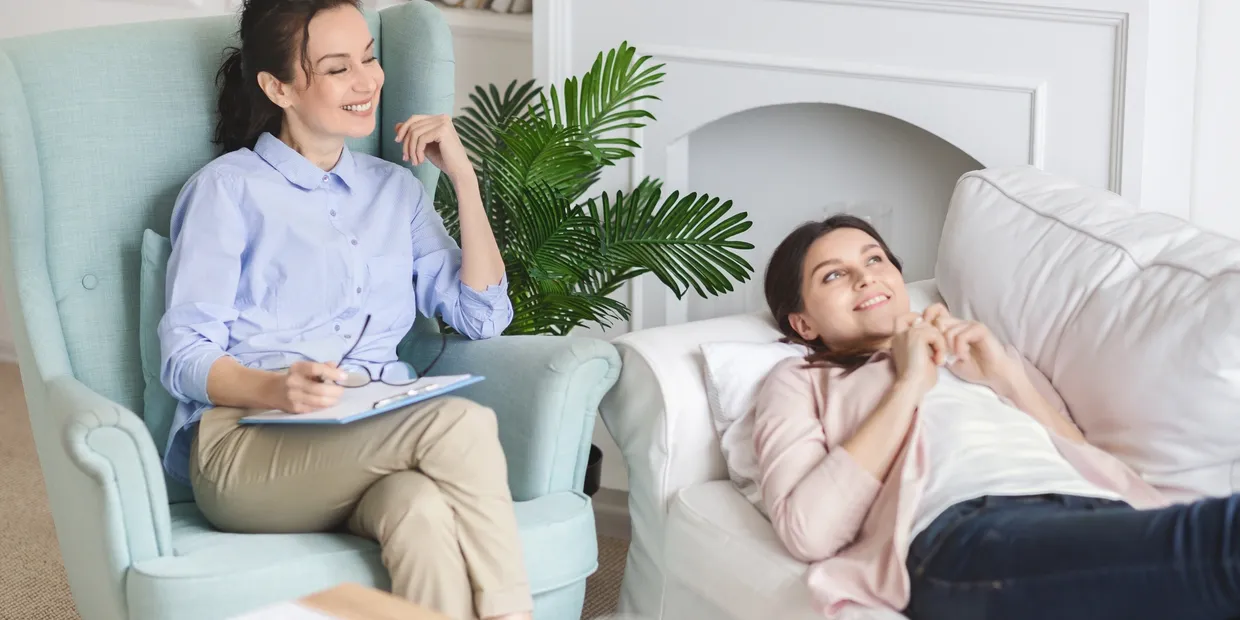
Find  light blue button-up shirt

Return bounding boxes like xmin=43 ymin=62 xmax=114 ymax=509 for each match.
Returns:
xmin=158 ymin=132 xmax=512 ymax=485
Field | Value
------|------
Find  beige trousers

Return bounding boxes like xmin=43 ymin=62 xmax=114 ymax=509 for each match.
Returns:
xmin=189 ymin=396 xmax=532 ymax=620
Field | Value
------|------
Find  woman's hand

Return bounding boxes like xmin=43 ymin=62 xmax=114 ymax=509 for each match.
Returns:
xmin=394 ymin=114 xmax=474 ymax=180
xmin=269 ymin=361 xmax=347 ymax=414
xmin=921 ymin=304 xmax=1022 ymax=394
xmin=890 ymin=312 xmax=949 ymax=399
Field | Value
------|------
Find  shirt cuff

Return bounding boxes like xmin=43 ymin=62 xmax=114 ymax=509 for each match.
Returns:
xmin=179 ymin=346 xmax=227 ymax=405
xmin=458 ymin=274 xmax=510 ymax=321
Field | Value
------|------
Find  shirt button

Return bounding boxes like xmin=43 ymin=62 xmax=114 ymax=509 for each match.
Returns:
xmin=343 ymin=334 xmax=352 ymax=339
xmin=334 ymin=324 xmax=341 ymax=332
xmin=356 ymin=287 xmax=362 ymax=294
xmin=351 ymin=239 xmax=358 ymax=246
xmin=322 ymin=175 xmax=329 ymax=183
xmin=330 ymin=209 xmax=337 ymax=217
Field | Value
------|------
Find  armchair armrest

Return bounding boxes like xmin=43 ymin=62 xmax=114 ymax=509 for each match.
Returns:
xmin=400 ymin=333 xmax=620 ymax=501
xmin=52 ymin=375 xmax=173 ymax=565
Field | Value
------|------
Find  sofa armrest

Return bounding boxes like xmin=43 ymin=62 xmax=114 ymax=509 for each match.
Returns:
xmin=52 ymin=375 xmax=173 ymax=565
xmin=597 ymin=312 xmax=783 ymax=618
xmin=401 ymin=333 xmax=620 ymax=501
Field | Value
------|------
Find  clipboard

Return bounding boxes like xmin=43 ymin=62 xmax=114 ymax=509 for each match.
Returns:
xmin=239 ymin=374 xmax=485 ymax=425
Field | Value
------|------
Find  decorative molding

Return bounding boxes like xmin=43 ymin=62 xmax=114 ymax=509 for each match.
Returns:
xmin=779 ymin=0 xmax=1131 ymax=194
xmin=643 ymin=44 xmax=1050 ymax=104
xmin=1030 ymin=82 xmax=1049 ymax=168
xmin=780 ymin=0 xmax=1130 ymax=26
xmin=532 ymin=0 xmax=572 ymax=85
xmin=1108 ymin=11 xmax=1131 ymax=195
xmin=638 ymin=43 xmax=1054 ymax=327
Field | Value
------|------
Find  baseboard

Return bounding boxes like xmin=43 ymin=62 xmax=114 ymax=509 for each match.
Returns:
xmin=592 ymin=488 xmax=631 ymax=540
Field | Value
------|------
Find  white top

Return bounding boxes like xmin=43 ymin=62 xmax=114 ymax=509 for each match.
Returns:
xmin=908 ymin=367 xmax=1120 ymax=541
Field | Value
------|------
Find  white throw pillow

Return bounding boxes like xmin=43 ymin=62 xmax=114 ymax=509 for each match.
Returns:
xmin=701 ymin=279 xmax=944 ymax=511
xmin=937 ymin=166 xmax=1240 ymax=501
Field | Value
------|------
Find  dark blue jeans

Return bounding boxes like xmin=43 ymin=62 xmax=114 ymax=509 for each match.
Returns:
xmin=904 ymin=493 xmax=1240 ymax=620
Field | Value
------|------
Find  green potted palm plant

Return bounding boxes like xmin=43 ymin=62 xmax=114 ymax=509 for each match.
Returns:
xmin=435 ymin=43 xmax=755 ymax=494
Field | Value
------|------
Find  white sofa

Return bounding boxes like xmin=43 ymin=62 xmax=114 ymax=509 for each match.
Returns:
xmin=599 ymin=165 xmax=1240 ymax=620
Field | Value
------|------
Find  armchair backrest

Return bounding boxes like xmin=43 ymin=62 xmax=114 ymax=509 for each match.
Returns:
xmin=0 ymin=1 xmax=452 ymax=415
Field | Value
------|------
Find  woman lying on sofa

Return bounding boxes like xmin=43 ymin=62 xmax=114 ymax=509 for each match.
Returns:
xmin=158 ymin=1 xmax=531 ymax=619
xmin=755 ymin=215 xmax=1240 ymax=620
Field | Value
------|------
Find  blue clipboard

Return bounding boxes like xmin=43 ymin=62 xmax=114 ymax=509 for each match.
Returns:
xmin=239 ymin=374 xmax=485 ymax=425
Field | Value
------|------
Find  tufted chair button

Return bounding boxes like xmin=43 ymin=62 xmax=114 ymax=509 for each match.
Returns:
xmin=81 ymin=274 xmax=98 ymax=290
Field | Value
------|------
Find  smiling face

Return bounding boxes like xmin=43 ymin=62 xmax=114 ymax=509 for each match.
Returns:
xmin=262 ymin=4 xmax=384 ymax=143
xmin=787 ymin=227 xmax=910 ymax=352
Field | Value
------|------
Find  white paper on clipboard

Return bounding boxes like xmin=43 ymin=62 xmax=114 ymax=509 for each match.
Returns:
xmin=239 ymin=374 xmax=483 ymax=425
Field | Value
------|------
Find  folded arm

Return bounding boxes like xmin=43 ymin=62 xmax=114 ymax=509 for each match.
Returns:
xmin=754 ymin=361 xmax=914 ymax=563
xmin=407 ymin=176 xmax=513 ymax=339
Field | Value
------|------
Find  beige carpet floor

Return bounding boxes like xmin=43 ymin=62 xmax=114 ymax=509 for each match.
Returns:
xmin=0 ymin=363 xmax=627 ymax=620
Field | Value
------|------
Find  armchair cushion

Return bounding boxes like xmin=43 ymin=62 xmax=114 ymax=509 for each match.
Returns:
xmin=124 ymin=489 xmax=597 ymax=620
xmin=138 ymin=229 xmax=195 ymax=503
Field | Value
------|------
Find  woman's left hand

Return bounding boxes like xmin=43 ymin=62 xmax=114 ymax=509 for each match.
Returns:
xmin=394 ymin=114 xmax=473 ymax=179
xmin=921 ymin=304 xmax=1022 ymax=394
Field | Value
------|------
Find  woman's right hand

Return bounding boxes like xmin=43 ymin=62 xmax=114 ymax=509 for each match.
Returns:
xmin=270 ymin=361 xmax=348 ymax=414
xmin=890 ymin=313 xmax=948 ymax=398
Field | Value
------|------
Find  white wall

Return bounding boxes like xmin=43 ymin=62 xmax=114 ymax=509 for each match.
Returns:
xmin=1192 ymin=0 xmax=1240 ymax=238
xmin=0 ymin=0 xmax=223 ymax=39
xmin=0 ymin=0 xmax=532 ymax=113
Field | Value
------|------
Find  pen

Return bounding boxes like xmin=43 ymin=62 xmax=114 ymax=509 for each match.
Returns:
xmin=372 ymin=383 xmax=440 ymax=409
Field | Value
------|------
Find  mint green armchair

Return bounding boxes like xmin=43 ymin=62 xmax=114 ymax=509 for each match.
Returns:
xmin=0 ymin=3 xmax=620 ymax=619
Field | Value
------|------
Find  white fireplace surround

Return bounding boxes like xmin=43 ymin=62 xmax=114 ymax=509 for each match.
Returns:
xmin=534 ymin=0 xmax=1200 ymax=331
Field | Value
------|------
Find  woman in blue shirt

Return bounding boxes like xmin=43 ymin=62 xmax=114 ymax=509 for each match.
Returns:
xmin=157 ymin=1 xmax=531 ymax=618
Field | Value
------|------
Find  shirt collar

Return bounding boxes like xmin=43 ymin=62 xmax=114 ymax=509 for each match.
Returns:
xmin=253 ymin=132 xmax=357 ymax=191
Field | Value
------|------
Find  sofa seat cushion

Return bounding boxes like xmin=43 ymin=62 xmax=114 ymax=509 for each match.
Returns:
xmin=937 ymin=166 xmax=1240 ymax=501
xmin=126 ymin=491 xmax=597 ymax=620
xmin=664 ymin=481 xmax=907 ymax=620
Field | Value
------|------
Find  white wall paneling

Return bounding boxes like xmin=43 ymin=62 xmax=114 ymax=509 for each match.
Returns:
xmin=536 ymin=0 xmax=1204 ymax=490
xmin=538 ymin=0 xmax=1201 ymax=334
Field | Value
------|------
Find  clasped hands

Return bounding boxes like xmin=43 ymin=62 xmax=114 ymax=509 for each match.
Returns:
xmin=890 ymin=303 xmax=1022 ymax=398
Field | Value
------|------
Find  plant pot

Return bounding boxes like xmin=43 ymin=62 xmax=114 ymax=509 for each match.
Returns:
xmin=583 ymin=444 xmax=603 ymax=497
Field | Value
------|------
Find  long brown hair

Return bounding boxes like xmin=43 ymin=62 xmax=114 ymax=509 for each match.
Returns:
xmin=214 ymin=0 xmax=363 ymax=153
xmin=763 ymin=215 xmax=903 ymax=371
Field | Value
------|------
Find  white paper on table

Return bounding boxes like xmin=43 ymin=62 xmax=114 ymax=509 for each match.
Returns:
xmin=228 ymin=601 xmax=340 ymax=620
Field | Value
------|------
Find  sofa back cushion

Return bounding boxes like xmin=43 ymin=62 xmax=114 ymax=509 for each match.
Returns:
xmin=936 ymin=165 xmax=1240 ymax=500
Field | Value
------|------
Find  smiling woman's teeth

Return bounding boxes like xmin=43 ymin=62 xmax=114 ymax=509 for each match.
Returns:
xmin=343 ymin=102 xmax=372 ymax=112
xmin=858 ymin=295 xmax=888 ymax=309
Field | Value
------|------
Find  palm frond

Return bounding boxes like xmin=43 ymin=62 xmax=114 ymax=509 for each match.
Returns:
xmin=489 ymin=120 xmax=598 ymax=195
xmin=508 ymin=292 xmax=630 ymax=336
xmin=497 ymin=182 xmax=601 ymax=285
xmin=433 ymin=44 xmax=754 ymax=336
xmin=432 ymin=174 xmax=460 ymax=239
xmin=455 ymin=79 xmax=543 ymax=160
xmin=541 ymin=41 xmax=666 ymax=163
xmin=590 ymin=178 xmax=756 ymax=298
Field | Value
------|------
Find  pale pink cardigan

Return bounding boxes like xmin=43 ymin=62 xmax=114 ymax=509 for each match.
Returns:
xmin=752 ymin=347 xmax=1169 ymax=618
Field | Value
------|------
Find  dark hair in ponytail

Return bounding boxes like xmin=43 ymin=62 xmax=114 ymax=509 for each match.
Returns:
xmin=764 ymin=215 xmax=904 ymax=372
xmin=214 ymin=0 xmax=362 ymax=153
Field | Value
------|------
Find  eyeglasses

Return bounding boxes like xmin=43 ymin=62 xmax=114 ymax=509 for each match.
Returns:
xmin=332 ymin=314 xmax=447 ymax=388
